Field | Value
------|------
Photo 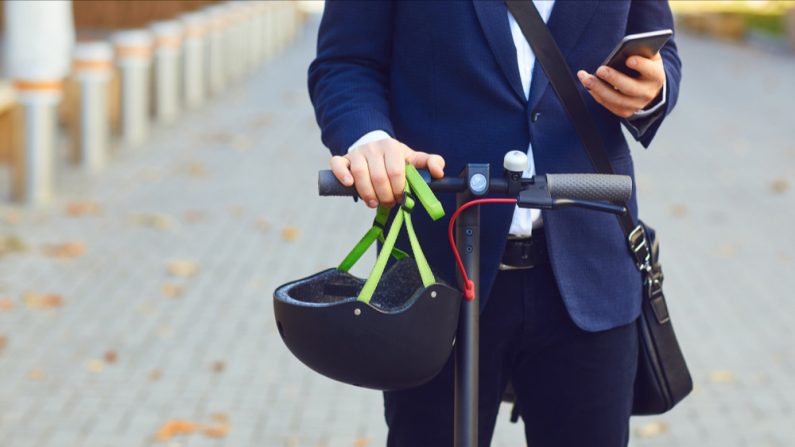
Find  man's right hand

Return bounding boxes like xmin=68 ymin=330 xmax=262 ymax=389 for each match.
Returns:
xmin=330 ymin=138 xmax=445 ymax=208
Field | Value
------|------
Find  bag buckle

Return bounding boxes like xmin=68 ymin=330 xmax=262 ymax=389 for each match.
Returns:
xmin=628 ymin=224 xmax=652 ymax=272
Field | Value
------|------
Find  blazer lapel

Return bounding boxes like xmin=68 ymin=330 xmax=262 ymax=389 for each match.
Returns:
xmin=472 ymin=1 xmax=526 ymax=104
xmin=527 ymin=0 xmax=599 ymax=113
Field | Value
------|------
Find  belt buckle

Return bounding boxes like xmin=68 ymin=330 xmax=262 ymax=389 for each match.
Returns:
xmin=499 ymin=262 xmax=534 ymax=271
xmin=500 ymin=236 xmax=535 ymax=271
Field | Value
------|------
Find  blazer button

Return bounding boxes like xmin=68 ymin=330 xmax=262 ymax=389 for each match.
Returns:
xmin=531 ymin=111 xmax=541 ymax=122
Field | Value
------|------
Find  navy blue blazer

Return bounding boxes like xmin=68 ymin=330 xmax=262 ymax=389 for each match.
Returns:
xmin=308 ymin=1 xmax=681 ymax=332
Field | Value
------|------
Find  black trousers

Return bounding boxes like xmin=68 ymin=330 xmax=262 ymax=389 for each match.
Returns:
xmin=383 ymin=261 xmax=638 ymax=447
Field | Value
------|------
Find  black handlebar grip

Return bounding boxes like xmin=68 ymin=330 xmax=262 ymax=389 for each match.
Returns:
xmin=318 ymin=170 xmax=357 ymax=197
xmin=546 ymin=174 xmax=632 ymax=203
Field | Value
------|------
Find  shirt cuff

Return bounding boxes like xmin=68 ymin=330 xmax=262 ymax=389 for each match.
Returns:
xmin=630 ymin=80 xmax=667 ymax=119
xmin=347 ymin=130 xmax=392 ymax=153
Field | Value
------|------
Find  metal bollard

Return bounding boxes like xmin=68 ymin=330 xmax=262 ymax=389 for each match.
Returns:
xmin=262 ymin=2 xmax=275 ymax=60
xmin=13 ymin=81 xmax=62 ymax=204
xmin=113 ymin=30 xmax=153 ymax=147
xmin=205 ymin=6 xmax=227 ymax=95
xmin=250 ymin=1 xmax=265 ymax=66
xmin=244 ymin=2 xmax=261 ymax=72
xmin=5 ymin=0 xmax=73 ymax=204
xmin=180 ymin=12 xmax=208 ymax=108
xmin=72 ymin=41 xmax=113 ymax=173
xmin=220 ymin=5 xmax=237 ymax=84
xmin=149 ymin=20 xmax=183 ymax=124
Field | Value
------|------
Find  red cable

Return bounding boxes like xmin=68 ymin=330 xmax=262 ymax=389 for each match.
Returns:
xmin=447 ymin=198 xmax=517 ymax=301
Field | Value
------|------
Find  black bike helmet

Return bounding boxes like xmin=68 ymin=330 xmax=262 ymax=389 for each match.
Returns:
xmin=273 ymin=165 xmax=461 ymax=390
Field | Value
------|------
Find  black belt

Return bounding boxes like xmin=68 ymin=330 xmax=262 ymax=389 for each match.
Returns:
xmin=499 ymin=231 xmax=548 ymax=271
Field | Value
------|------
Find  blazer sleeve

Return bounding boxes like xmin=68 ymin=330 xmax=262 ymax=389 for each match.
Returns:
xmin=622 ymin=0 xmax=682 ymax=148
xmin=307 ymin=1 xmax=396 ymax=156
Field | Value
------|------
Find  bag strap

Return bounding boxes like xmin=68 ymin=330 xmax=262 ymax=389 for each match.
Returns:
xmin=342 ymin=164 xmax=444 ymax=304
xmin=505 ymin=0 xmax=652 ymax=271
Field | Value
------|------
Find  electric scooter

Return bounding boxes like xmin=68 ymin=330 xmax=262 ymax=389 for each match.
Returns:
xmin=317 ymin=150 xmax=632 ymax=447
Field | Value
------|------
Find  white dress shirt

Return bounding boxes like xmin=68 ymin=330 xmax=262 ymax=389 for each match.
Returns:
xmin=348 ymin=0 xmax=665 ymax=237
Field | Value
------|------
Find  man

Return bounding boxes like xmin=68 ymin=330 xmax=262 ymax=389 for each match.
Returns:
xmin=308 ymin=1 xmax=681 ymax=446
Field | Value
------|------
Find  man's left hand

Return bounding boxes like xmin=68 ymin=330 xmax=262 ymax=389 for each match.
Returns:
xmin=577 ymin=53 xmax=665 ymax=119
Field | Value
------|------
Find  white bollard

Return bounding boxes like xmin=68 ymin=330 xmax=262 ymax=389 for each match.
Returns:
xmin=276 ymin=2 xmax=289 ymax=53
xmin=250 ymin=2 xmax=265 ymax=66
xmin=149 ymin=20 xmax=183 ymax=124
xmin=113 ymin=30 xmax=153 ymax=147
xmin=4 ymin=0 xmax=74 ymax=204
xmin=205 ymin=6 xmax=227 ymax=95
xmin=245 ymin=2 xmax=262 ymax=72
xmin=14 ymin=83 xmax=62 ymax=204
xmin=262 ymin=1 xmax=276 ymax=62
xmin=73 ymin=41 xmax=113 ymax=173
xmin=228 ymin=4 xmax=246 ymax=80
xmin=180 ymin=12 xmax=208 ymax=108
xmin=219 ymin=6 xmax=236 ymax=85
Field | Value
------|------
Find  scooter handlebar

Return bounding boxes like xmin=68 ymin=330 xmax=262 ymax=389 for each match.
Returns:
xmin=318 ymin=170 xmax=632 ymax=203
xmin=318 ymin=170 xmax=357 ymax=197
xmin=546 ymin=173 xmax=632 ymax=203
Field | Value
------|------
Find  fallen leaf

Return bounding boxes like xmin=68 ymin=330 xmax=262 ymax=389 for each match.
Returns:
xmin=226 ymin=206 xmax=245 ymax=218
xmin=0 ymin=335 xmax=7 ymax=352
xmin=716 ymin=244 xmax=736 ymax=259
xmin=137 ymin=302 xmax=157 ymax=316
xmin=248 ymin=114 xmax=273 ymax=129
xmin=23 ymin=292 xmax=64 ymax=309
xmin=256 ymin=218 xmax=271 ymax=232
xmin=157 ymin=325 xmax=175 ymax=339
xmin=104 ymin=351 xmax=118 ymax=364
xmin=230 ymin=135 xmax=252 ymax=151
xmin=28 ymin=368 xmax=45 ymax=381
xmin=211 ymin=361 xmax=225 ymax=373
xmin=0 ymin=209 xmax=20 ymax=224
xmin=0 ymin=298 xmax=14 ymax=312
xmin=202 ymin=413 xmax=230 ymax=438
xmin=770 ymin=178 xmax=789 ymax=194
xmin=161 ymin=283 xmax=184 ymax=298
xmin=41 ymin=241 xmax=86 ymax=258
xmin=281 ymin=226 xmax=299 ymax=242
xmin=0 ymin=235 xmax=27 ymax=256
xmin=202 ymin=424 xmax=229 ymax=438
xmin=354 ymin=438 xmax=371 ymax=447
xmin=155 ymin=420 xmax=200 ymax=441
xmin=634 ymin=421 xmax=668 ymax=438
xmin=709 ymin=370 xmax=735 ymax=384
xmin=182 ymin=210 xmax=207 ymax=224
xmin=203 ymin=132 xmax=234 ymax=144
xmin=181 ymin=162 xmax=208 ymax=178
xmin=167 ymin=260 xmax=199 ymax=277
xmin=149 ymin=369 xmax=163 ymax=381
xmin=132 ymin=213 xmax=174 ymax=230
xmin=155 ymin=414 xmax=230 ymax=441
xmin=85 ymin=358 xmax=105 ymax=374
xmin=66 ymin=201 xmax=101 ymax=217
xmin=670 ymin=204 xmax=687 ymax=218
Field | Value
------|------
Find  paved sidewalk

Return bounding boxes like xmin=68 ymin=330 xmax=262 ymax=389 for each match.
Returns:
xmin=1 ymin=18 xmax=794 ymax=447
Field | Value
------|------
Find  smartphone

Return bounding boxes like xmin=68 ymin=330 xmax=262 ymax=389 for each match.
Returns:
xmin=601 ymin=29 xmax=673 ymax=78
